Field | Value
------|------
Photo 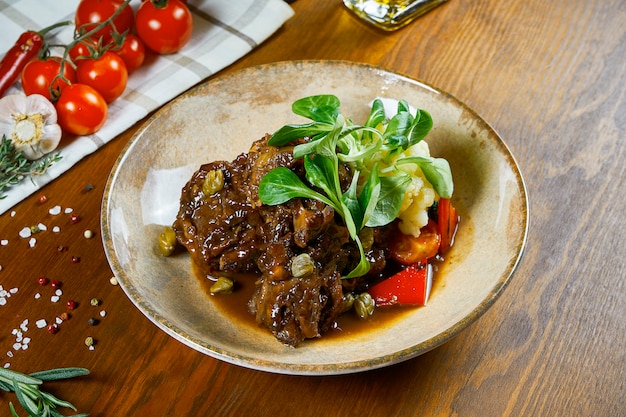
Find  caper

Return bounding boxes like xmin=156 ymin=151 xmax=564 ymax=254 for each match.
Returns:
xmin=202 ymin=169 xmax=225 ymax=195
xmin=342 ymin=292 xmax=356 ymax=313
xmin=210 ymin=276 xmax=234 ymax=294
xmin=354 ymin=292 xmax=375 ymax=319
xmin=291 ymin=253 xmax=314 ymax=278
xmin=157 ymin=226 xmax=177 ymax=256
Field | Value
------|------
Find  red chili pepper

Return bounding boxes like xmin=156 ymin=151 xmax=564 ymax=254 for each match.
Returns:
xmin=369 ymin=262 xmax=433 ymax=306
xmin=0 ymin=21 xmax=72 ymax=98
xmin=0 ymin=31 xmax=44 ymax=97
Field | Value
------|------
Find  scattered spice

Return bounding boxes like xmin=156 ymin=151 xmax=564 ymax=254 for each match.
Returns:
xmin=70 ymin=213 xmax=79 ymax=224
xmin=90 ymin=298 xmax=100 ymax=306
xmin=66 ymin=300 xmax=77 ymax=310
xmin=71 ymin=255 xmax=80 ymax=263
xmin=37 ymin=276 xmax=49 ymax=286
xmin=87 ymin=317 xmax=99 ymax=326
xmin=84 ymin=336 xmax=95 ymax=347
xmin=109 ymin=276 xmax=118 ymax=286
xmin=83 ymin=229 xmax=94 ymax=239
xmin=50 ymin=280 xmax=61 ymax=289
xmin=46 ymin=324 xmax=58 ymax=334
xmin=38 ymin=194 xmax=47 ymax=204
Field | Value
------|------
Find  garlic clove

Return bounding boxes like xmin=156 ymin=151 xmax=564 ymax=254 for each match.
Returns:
xmin=0 ymin=94 xmax=62 ymax=160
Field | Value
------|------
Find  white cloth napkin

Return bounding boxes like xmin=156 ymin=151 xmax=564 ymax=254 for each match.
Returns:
xmin=0 ymin=0 xmax=293 ymax=215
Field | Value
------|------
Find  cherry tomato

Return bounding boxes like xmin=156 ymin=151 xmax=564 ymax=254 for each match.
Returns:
xmin=20 ymin=57 xmax=76 ymax=100
xmin=437 ymin=198 xmax=459 ymax=254
xmin=76 ymin=51 xmax=128 ymax=103
xmin=388 ymin=220 xmax=440 ymax=265
xmin=135 ymin=0 xmax=193 ymax=54
xmin=75 ymin=0 xmax=135 ymax=43
xmin=69 ymin=37 xmax=99 ymax=63
xmin=112 ymin=34 xmax=146 ymax=73
xmin=56 ymin=84 xmax=108 ymax=136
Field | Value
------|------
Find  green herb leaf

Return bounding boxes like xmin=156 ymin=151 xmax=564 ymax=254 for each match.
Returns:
xmin=268 ymin=122 xmax=333 ymax=147
xmin=0 ymin=368 xmax=43 ymax=386
xmin=396 ymin=156 xmax=454 ymax=198
xmin=358 ymin=167 xmax=382 ymax=229
xmin=408 ymin=109 xmax=433 ymax=146
xmin=258 ymin=167 xmax=336 ymax=209
xmin=365 ymin=173 xmax=413 ymax=227
xmin=29 ymin=368 xmax=89 ymax=382
xmin=291 ymin=94 xmax=341 ymax=124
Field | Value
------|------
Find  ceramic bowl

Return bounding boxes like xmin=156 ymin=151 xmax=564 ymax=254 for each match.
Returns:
xmin=102 ymin=60 xmax=528 ymax=375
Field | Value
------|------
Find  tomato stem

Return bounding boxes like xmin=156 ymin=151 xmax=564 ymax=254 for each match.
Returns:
xmin=37 ymin=20 xmax=73 ymax=37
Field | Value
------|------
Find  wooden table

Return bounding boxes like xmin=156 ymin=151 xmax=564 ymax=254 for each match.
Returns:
xmin=1 ymin=0 xmax=624 ymax=415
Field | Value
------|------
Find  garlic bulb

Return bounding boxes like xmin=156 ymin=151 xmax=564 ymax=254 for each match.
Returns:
xmin=0 ymin=94 xmax=62 ymax=160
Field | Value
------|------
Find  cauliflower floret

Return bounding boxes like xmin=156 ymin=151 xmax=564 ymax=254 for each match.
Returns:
xmin=395 ymin=140 xmax=436 ymax=237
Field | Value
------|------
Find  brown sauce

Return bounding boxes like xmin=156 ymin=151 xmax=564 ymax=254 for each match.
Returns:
xmin=191 ymin=203 xmax=474 ymax=343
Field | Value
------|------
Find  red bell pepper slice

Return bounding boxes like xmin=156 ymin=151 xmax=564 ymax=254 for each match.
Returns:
xmin=437 ymin=198 xmax=459 ymax=254
xmin=369 ymin=262 xmax=433 ymax=306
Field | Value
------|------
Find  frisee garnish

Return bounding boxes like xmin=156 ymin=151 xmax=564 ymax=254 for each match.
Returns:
xmin=258 ymin=94 xmax=454 ymax=279
xmin=0 ymin=135 xmax=61 ymax=200
xmin=0 ymin=366 xmax=89 ymax=417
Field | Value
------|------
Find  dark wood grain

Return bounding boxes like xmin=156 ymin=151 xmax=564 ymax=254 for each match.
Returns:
xmin=1 ymin=1 xmax=624 ymax=416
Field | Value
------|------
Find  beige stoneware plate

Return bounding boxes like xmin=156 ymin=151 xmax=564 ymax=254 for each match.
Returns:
xmin=101 ymin=60 xmax=528 ymax=375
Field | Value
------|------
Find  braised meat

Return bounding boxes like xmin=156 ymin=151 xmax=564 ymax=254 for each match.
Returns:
xmin=173 ymin=135 xmax=389 ymax=346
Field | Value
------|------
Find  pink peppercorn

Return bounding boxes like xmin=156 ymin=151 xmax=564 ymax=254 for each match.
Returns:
xmin=70 ymin=214 xmax=79 ymax=224
xmin=38 ymin=195 xmax=47 ymax=204
xmin=47 ymin=324 xmax=59 ymax=334
xmin=38 ymin=276 xmax=49 ymax=286
xmin=71 ymin=256 xmax=80 ymax=263
xmin=51 ymin=280 xmax=62 ymax=289
xmin=66 ymin=300 xmax=78 ymax=310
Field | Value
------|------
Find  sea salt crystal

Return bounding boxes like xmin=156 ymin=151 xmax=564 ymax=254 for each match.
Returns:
xmin=6 ymin=351 xmax=13 ymax=358
xmin=55 ymin=289 xmax=63 ymax=296
xmin=36 ymin=319 xmax=47 ymax=328
xmin=3 ymin=363 xmax=9 ymax=368
xmin=23 ymin=337 xmax=31 ymax=344
xmin=49 ymin=205 xmax=62 ymax=215
xmin=19 ymin=227 xmax=31 ymax=238
xmin=20 ymin=320 xmax=28 ymax=331
xmin=37 ymin=223 xmax=47 ymax=231
xmin=55 ymin=316 xmax=63 ymax=325
xmin=52 ymin=226 xmax=61 ymax=233
xmin=1 ymin=239 xmax=8 ymax=245
xmin=0 ymin=298 xmax=6 ymax=306
xmin=51 ymin=295 xmax=60 ymax=302
xmin=64 ymin=207 xmax=73 ymax=214
xmin=12 ymin=343 xmax=21 ymax=351
xmin=10 ymin=211 xmax=16 ymax=217
xmin=99 ymin=310 xmax=107 ymax=318
xmin=29 ymin=237 xmax=36 ymax=247
xmin=9 ymin=288 xmax=17 ymax=294
xmin=35 ymin=293 xmax=41 ymax=299
xmin=22 ymin=344 xmax=29 ymax=350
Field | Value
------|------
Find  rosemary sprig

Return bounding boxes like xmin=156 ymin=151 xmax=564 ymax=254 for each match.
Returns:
xmin=0 ymin=366 xmax=89 ymax=417
xmin=0 ymin=135 xmax=62 ymax=200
